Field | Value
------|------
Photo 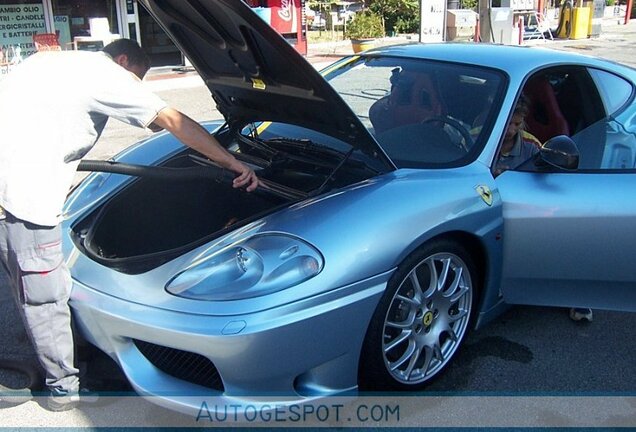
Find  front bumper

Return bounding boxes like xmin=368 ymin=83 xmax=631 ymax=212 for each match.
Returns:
xmin=70 ymin=271 xmax=390 ymax=416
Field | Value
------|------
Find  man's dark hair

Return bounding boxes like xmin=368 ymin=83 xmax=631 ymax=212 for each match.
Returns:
xmin=102 ymin=38 xmax=151 ymax=71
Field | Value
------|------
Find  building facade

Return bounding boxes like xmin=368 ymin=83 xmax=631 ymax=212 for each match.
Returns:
xmin=0 ymin=0 xmax=180 ymax=68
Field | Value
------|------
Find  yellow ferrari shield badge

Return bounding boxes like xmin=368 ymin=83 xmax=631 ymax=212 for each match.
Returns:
xmin=475 ymin=185 xmax=493 ymax=206
xmin=251 ymin=78 xmax=266 ymax=90
xmin=422 ymin=311 xmax=434 ymax=326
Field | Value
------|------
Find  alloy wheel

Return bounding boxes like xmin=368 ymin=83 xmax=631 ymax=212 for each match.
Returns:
xmin=381 ymin=252 xmax=473 ymax=384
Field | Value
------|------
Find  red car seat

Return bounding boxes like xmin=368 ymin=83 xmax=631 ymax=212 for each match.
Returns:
xmin=370 ymin=71 xmax=445 ymax=134
xmin=523 ymin=75 xmax=570 ymax=143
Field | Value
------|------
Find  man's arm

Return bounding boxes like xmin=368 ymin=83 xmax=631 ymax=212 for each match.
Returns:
xmin=152 ymin=107 xmax=258 ymax=192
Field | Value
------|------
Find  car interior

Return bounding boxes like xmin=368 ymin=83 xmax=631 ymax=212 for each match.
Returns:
xmin=510 ymin=66 xmax=635 ymax=171
xmin=523 ymin=74 xmax=571 ymax=144
xmin=367 ymin=64 xmax=502 ymax=168
xmin=369 ymin=69 xmax=446 ymax=134
xmin=347 ymin=61 xmax=634 ymax=171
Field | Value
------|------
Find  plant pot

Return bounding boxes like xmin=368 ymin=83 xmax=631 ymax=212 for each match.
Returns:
xmin=350 ymin=38 xmax=376 ymax=53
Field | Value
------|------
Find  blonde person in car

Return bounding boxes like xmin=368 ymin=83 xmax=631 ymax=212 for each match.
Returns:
xmin=494 ymin=93 xmax=542 ymax=176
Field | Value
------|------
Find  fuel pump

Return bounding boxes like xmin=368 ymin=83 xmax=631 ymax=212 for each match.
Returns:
xmin=479 ymin=0 xmax=514 ymax=43
xmin=555 ymin=0 xmax=575 ymax=38
xmin=555 ymin=0 xmax=605 ymax=39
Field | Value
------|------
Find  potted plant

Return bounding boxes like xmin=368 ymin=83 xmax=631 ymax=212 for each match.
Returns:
xmin=345 ymin=11 xmax=385 ymax=53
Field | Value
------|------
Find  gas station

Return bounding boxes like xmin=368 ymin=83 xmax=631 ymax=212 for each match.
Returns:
xmin=476 ymin=0 xmax=632 ymax=43
xmin=243 ymin=0 xmax=634 ymax=54
xmin=418 ymin=0 xmax=633 ymax=44
xmin=0 ymin=0 xmax=633 ymax=74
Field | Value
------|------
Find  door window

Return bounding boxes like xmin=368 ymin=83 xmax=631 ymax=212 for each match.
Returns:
xmin=586 ymin=68 xmax=636 ymax=170
xmin=501 ymin=66 xmax=636 ymax=172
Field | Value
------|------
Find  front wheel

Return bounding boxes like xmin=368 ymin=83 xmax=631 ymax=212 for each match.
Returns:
xmin=359 ymin=240 xmax=477 ymax=390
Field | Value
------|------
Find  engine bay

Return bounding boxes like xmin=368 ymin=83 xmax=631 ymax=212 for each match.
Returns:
xmin=71 ymin=123 xmax=381 ymax=274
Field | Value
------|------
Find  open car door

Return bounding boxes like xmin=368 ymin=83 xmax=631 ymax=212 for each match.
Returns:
xmin=497 ymin=65 xmax=636 ymax=312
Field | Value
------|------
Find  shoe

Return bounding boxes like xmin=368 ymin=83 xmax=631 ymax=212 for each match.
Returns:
xmin=46 ymin=388 xmax=99 ymax=412
xmin=569 ymin=307 xmax=593 ymax=322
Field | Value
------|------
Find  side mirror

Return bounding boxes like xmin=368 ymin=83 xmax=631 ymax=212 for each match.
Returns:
xmin=538 ymin=135 xmax=580 ymax=170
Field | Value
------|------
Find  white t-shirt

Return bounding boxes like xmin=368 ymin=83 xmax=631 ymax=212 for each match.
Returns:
xmin=0 ymin=51 xmax=168 ymax=226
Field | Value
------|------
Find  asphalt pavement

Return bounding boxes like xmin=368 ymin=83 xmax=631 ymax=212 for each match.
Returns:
xmin=1 ymin=17 xmax=636 ymax=428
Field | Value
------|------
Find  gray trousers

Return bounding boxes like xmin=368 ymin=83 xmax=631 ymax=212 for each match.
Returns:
xmin=0 ymin=209 xmax=79 ymax=394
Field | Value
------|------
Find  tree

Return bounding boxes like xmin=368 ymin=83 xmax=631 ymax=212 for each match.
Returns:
xmin=346 ymin=11 xmax=385 ymax=39
xmin=369 ymin=0 xmax=419 ymax=34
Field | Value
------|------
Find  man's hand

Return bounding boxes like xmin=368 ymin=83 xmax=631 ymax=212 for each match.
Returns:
xmin=153 ymin=108 xmax=260 ymax=192
xmin=228 ymin=159 xmax=259 ymax=192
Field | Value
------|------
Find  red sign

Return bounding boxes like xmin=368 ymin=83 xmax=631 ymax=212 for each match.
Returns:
xmin=268 ymin=0 xmax=298 ymax=34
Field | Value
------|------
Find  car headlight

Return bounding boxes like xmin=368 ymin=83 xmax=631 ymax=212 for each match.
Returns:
xmin=165 ymin=234 xmax=324 ymax=301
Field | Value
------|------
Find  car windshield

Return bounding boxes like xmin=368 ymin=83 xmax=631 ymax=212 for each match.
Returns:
xmin=323 ymin=56 xmax=506 ymax=168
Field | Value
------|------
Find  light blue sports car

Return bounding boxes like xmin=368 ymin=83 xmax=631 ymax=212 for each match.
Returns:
xmin=63 ymin=0 xmax=636 ymax=415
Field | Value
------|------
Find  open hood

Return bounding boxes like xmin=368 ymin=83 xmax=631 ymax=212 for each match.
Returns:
xmin=137 ymin=0 xmax=390 ymax=163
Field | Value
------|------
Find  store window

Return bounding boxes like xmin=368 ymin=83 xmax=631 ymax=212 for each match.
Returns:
xmin=0 ymin=0 xmax=46 ymax=65
xmin=51 ymin=0 xmax=119 ymax=50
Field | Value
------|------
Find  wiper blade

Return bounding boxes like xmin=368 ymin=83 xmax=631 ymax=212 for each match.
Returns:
xmin=265 ymin=137 xmax=349 ymax=160
xmin=265 ymin=137 xmax=380 ymax=174
xmin=237 ymin=133 xmax=332 ymax=170
xmin=236 ymin=132 xmax=279 ymax=157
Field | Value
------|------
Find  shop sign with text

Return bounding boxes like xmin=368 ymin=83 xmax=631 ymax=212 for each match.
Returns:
xmin=0 ymin=2 xmax=46 ymax=60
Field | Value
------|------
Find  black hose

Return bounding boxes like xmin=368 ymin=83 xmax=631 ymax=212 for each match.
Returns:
xmin=79 ymin=159 xmax=308 ymax=201
xmin=78 ymin=160 xmax=236 ymax=183
xmin=488 ymin=6 xmax=496 ymax=43
xmin=555 ymin=0 xmax=574 ymax=39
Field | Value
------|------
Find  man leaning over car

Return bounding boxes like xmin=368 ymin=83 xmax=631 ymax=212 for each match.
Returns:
xmin=0 ymin=38 xmax=258 ymax=412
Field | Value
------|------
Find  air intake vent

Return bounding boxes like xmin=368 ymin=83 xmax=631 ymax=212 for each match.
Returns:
xmin=133 ymin=339 xmax=224 ymax=391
